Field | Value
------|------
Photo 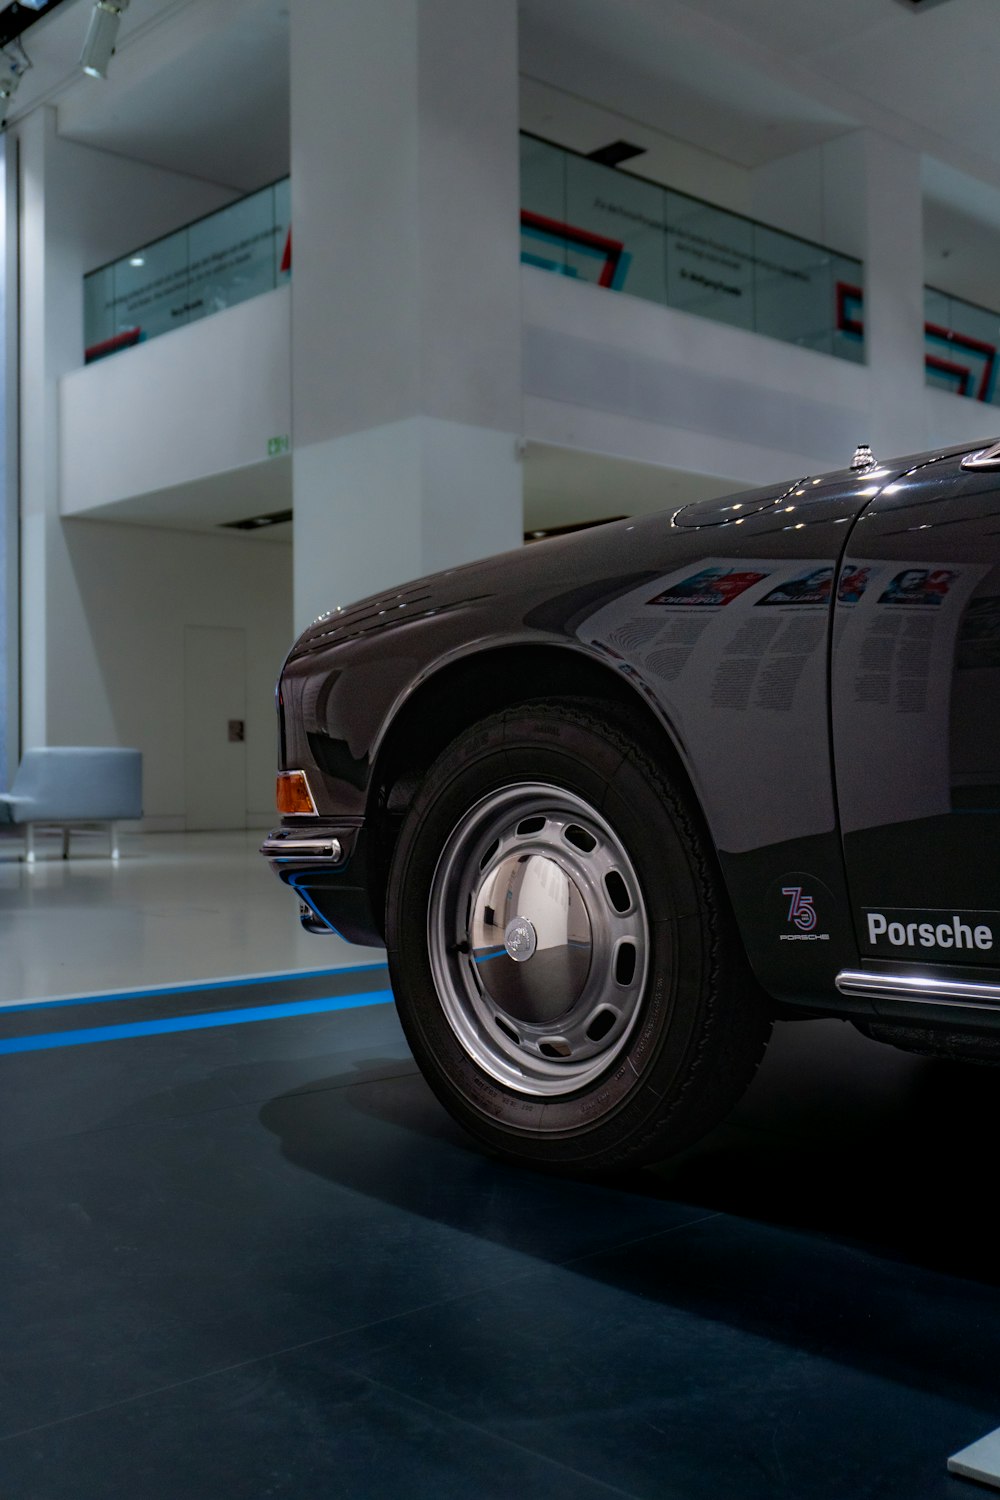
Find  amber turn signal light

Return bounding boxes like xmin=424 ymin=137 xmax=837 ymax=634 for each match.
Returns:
xmin=276 ymin=770 xmax=317 ymax=815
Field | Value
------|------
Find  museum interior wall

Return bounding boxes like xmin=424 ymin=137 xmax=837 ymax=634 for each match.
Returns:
xmin=4 ymin=0 xmax=1000 ymax=828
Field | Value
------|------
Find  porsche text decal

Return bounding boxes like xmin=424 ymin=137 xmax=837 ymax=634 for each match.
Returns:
xmin=864 ymin=908 xmax=997 ymax=954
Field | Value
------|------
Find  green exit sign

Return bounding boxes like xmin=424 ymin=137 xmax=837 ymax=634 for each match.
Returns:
xmin=267 ymin=434 xmax=290 ymax=457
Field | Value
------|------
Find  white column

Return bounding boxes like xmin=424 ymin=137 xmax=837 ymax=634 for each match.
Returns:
xmin=289 ymin=0 xmax=523 ymax=633
xmin=858 ymin=131 xmax=927 ymax=459
xmin=17 ymin=107 xmax=92 ymax=750
xmin=1 ymin=132 xmax=17 ymax=783
xmin=751 ymin=129 xmax=929 ymax=462
xmin=750 ymin=135 xmax=865 ymax=259
xmin=18 ymin=108 xmax=60 ymax=750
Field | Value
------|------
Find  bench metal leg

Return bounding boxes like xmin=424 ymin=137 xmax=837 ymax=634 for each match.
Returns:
xmin=61 ymin=826 xmax=71 ymax=860
xmin=25 ymin=824 xmax=35 ymax=863
xmin=110 ymin=822 xmax=120 ymax=861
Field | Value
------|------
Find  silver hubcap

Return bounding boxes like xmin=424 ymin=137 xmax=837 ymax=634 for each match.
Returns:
xmin=427 ymin=783 xmax=650 ymax=1097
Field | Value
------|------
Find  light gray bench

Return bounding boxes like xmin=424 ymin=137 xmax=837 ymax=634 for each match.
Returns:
xmin=0 ymin=747 xmax=143 ymax=861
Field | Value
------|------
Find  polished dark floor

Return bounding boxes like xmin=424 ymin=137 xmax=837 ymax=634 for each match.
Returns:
xmin=1 ymin=967 xmax=998 ymax=1499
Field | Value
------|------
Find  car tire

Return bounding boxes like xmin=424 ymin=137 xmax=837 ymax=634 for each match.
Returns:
xmin=385 ymin=698 xmax=772 ymax=1171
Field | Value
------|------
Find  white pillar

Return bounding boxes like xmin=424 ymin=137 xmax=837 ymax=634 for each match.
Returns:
xmin=1 ymin=132 xmax=17 ymax=783
xmin=17 ymin=107 xmax=92 ymax=750
xmin=18 ymin=107 xmax=61 ymax=750
xmin=858 ymin=132 xmax=927 ymax=459
xmin=750 ymin=135 xmax=865 ymax=259
xmin=752 ymin=129 xmax=928 ymax=461
xmin=289 ymin=0 xmax=523 ymax=633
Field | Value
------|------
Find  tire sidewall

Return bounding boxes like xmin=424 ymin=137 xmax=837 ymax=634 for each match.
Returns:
xmin=386 ymin=704 xmax=720 ymax=1163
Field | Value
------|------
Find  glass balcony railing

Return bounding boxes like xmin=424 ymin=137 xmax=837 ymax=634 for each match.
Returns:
xmin=81 ymin=137 xmax=1000 ymax=412
xmin=83 ymin=177 xmax=290 ymax=363
xmin=86 ymin=142 xmax=868 ymax=369
xmin=924 ymin=287 xmax=1000 ymax=406
xmin=520 ymin=133 xmax=866 ymax=364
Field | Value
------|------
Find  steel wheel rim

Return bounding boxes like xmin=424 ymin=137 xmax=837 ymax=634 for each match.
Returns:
xmin=427 ymin=783 xmax=650 ymax=1097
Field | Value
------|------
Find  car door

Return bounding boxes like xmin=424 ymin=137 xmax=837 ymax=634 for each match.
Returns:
xmin=832 ymin=447 xmax=1000 ymax=984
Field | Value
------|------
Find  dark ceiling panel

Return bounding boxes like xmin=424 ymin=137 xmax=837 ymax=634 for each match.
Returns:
xmin=585 ymin=139 xmax=647 ymax=168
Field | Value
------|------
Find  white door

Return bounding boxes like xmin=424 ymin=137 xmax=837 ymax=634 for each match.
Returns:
xmin=184 ymin=625 xmax=247 ymax=831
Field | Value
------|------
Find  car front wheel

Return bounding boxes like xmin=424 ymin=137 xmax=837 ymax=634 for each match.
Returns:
xmin=386 ymin=699 xmax=772 ymax=1171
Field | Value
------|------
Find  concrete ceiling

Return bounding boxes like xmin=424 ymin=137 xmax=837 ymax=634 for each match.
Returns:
xmin=519 ymin=0 xmax=855 ymax=170
xmin=7 ymin=0 xmax=1000 ymax=194
xmin=67 ymin=443 xmax=736 ymax=542
xmin=8 ymin=0 xmax=290 ymax=192
xmin=70 ymin=455 xmax=293 ymax=542
xmin=519 ymin=0 xmax=1000 ymax=187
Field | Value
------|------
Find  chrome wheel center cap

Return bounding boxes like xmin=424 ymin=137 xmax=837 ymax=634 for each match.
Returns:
xmin=504 ymin=916 xmax=537 ymax=963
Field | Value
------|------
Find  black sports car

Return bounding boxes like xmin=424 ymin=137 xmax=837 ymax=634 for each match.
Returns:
xmin=262 ymin=436 xmax=1000 ymax=1170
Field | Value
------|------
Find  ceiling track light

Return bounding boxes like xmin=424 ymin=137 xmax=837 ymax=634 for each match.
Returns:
xmin=80 ymin=0 xmax=129 ymax=80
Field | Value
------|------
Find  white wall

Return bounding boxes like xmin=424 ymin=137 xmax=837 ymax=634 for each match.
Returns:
xmin=61 ymin=286 xmax=290 ymax=515
xmin=23 ymin=111 xmax=239 ymax=408
xmin=17 ymin=108 xmax=291 ymax=825
xmin=289 ymin=0 xmax=523 ymax=632
xmin=750 ymin=133 xmax=865 ymax=259
xmin=41 ymin=518 xmax=291 ymax=826
xmin=521 ymin=262 xmax=870 ymax=481
xmin=521 ymin=258 xmax=997 ymax=482
xmin=923 ymin=194 xmax=1000 ymax=312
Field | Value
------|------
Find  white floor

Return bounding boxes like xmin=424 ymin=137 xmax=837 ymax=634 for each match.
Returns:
xmin=0 ymin=829 xmax=386 ymax=1007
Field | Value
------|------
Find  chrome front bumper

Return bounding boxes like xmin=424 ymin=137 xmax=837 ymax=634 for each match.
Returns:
xmin=261 ymin=823 xmax=381 ymax=946
xmin=259 ymin=826 xmax=350 ymax=864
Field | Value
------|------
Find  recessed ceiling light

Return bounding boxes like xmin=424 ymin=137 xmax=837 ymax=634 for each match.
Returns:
xmin=222 ymin=509 xmax=293 ymax=532
xmin=585 ymin=140 xmax=647 ymax=169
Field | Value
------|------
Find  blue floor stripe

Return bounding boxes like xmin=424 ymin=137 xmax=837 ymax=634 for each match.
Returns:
xmin=0 ymin=989 xmax=395 ymax=1055
xmin=1 ymin=962 xmax=390 ymax=1015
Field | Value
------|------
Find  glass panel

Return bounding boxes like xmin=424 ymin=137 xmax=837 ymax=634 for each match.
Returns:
xmin=518 ymin=136 xmax=865 ymax=365
xmin=82 ymin=176 xmax=292 ymax=363
xmin=665 ymin=190 xmax=754 ymax=331
xmin=82 ymin=138 xmax=874 ymax=374
xmin=110 ymin=227 xmax=191 ymax=343
xmin=520 ymin=136 xmax=568 ymax=278
xmin=187 ymin=186 xmax=277 ymax=324
xmin=831 ymin=254 xmax=865 ymax=365
xmin=753 ymin=224 xmax=832 ymax=354
xmin=564 ymin=155 xmax=666 ymax=303
xmin=925 ymin=293 xmax=1000 ymax=406
xmin=83 ymin=266 xmax=116 ymax=356
xmin=924 ymin=286 xmax=950 ymax=324
xmin=925 ymin=288 xmax=961 ymax=396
